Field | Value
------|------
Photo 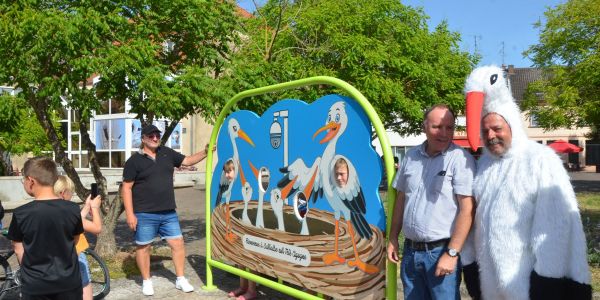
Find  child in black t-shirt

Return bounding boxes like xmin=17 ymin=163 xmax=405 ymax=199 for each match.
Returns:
xmin=7 ymin=157 xmax=84 ymax=300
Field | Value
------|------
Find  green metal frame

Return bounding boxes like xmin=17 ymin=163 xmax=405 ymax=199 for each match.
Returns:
xmin=203 ymin=76 xmax=398 ymax=300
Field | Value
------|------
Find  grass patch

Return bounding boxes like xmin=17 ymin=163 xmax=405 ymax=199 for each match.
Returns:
xmin=592 ymin=266 xmax=600 ymax=292
xmin=579 ymin=193 xmax=600 ymax=291
xmin=101 ymin=246 xmax=174 ymax=280
xmin=103 ymin=250 xmax=138 ymax=279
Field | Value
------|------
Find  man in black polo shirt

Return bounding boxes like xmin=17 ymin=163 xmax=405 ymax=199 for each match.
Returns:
xmin=122 ymin=124 xmax=210 ymax=296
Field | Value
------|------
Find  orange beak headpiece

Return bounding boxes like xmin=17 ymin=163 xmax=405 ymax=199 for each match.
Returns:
xmin=465 ymin=91 xmax=484 ymax=152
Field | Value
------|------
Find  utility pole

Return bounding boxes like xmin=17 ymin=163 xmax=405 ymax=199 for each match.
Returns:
xmin=472 ymin=35 xmax=482 ymax=54
xmin=500 ymin=41 xmax=506 ymax=66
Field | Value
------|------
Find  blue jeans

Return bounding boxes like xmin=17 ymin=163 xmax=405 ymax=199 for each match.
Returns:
xmin=401 ymin=241 xmax=461 ymax=300
xmin=134 ymin=210 xmax=183 ymax=245
xmin=79 ymin=252 xmax=91 ymax=286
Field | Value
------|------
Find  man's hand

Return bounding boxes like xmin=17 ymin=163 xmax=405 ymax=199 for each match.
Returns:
xmin=205 ymin=143 xmax=216 ymax=154
xmin=435 ymin=252 xmax=458 ymax=277
xmin=126 ymin=213 xmax=137 ymax=231
xmin=387 ymin=240 xmax=400 ymax=263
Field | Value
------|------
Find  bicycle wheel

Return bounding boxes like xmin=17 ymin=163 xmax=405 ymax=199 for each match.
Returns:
xmin=83 ymin=249 xmax=110 ymax=300
xmin=0 ymin=255 xmax=17 ymax=300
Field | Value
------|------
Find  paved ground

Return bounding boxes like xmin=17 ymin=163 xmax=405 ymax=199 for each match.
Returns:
xmin=4 ymin=171 xmax=600 ymax=299
xmin=101 ymin=187 xmax=293 ymax=300
xmin=106 ymin=171 xmax=600 ymax=300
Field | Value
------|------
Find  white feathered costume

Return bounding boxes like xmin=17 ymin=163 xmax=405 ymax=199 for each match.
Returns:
xmin=463 ymin=66 xmax=591 ymax=300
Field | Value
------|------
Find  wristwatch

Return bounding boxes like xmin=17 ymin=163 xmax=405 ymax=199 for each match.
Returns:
xmin=447 ymin=248 xmax=459 ymax=257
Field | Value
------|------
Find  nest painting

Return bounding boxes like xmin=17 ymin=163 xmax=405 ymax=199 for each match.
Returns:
xmin=210 ymin=95 xmax=386 ymax=299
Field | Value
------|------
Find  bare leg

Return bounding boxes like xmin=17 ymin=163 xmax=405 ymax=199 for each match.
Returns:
xmin=82 ymin=283 xmax=92 ymax=300
xmin=166 ymin=237 xmax=186 ymax=277
xmin=229 ymin=277 xmax=248 ymax=297
xmin=238 ymin=280 xmax=257 ymax=300
xmin=136 ymin=244 xmax=152 ymax=279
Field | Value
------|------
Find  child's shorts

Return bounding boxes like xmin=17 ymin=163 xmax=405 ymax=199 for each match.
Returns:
xmin=79 ymin=251 xmax=91 ymax=286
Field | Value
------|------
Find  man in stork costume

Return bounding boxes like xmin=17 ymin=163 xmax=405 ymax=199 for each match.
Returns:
xmin=463 ymin=65 xmax=591 ymax=299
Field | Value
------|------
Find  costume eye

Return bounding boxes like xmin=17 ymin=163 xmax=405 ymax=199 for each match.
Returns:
xmin=490 ymin=74 xmax=498 ymax=85
xmin=335 ymin=113 xmax=340 ymax=122
xmin=328 ymin=115 xmax=332 ymax=123
xmin=233 ymin=125 xmax=238 ymax=132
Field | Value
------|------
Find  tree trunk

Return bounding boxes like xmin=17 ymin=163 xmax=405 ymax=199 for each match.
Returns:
xmin=79 ymin=117 xmax=109 ymax=210
xmin=28 ymin=95 xmax=87 ymax=194
xmin=95 ymin=184 xmax=125 ymax=256
xmin=0 ymin=146 xmax=11 ymax=176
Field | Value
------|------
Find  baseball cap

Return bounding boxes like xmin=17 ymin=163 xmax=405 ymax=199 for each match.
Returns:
xmin=141 ymin=125 xmax=161 ymax=136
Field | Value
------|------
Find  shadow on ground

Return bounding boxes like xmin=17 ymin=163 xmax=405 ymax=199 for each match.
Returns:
xmin=188 ymin=254 xmax=293 ymax=299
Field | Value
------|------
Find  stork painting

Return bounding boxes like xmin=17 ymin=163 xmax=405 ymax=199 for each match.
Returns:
xmin=278 ymin=101 xmax=378 ymax=274
xmin=215 ymin=118 xmax=255 ymax=242
xmin=210 ymin=95 xmax=386 ymax=299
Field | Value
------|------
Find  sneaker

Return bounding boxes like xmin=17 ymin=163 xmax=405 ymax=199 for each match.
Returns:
xmin=175 ymin=277 xmax=194 ymax=293
xmin=142 ymin=280 xmax=154 ymax=296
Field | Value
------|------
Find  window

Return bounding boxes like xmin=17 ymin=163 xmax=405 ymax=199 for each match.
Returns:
xmin=529 ymin=114 xmax=539 ymax=128
xmin=391 ymin=146 xmax=412 ymax=164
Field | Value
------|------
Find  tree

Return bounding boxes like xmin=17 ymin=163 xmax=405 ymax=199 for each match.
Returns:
xmin=0 ymin=94 xmax=56 ymax=175
xmin=228 ymin=0 xmax=477 ymax=137
xmin=523 ymin=0 xmax=600 ymax=140
xmin=0 ymin=1 xmax=237 ymax=255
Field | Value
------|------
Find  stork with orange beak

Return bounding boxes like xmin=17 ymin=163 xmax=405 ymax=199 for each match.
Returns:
xmin=215 ymin=118 xmax=255 ymax=242
xmin=278 ymin=101 xmax=378 ymax=274
xmin=464 ymin=66 xmax=591 ymax=299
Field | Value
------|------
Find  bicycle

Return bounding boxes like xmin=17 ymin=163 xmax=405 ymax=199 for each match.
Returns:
xmin=0 ymin=233 xmax=110 ymax=300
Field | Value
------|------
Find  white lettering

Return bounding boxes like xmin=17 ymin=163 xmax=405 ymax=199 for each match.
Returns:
xmin=242 ymin=234 xmax=311 ymax=267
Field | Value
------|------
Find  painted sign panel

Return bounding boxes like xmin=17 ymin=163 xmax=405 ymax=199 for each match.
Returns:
xmin=170 ymin=123 xmax=182 ymax=149
xmin=95 ymin=119 xmax=125 ymax=150
xmin=131 ymin=119 xmax=142 ymax=148
xmin=210 ymin=94 xmax=385 ymax=299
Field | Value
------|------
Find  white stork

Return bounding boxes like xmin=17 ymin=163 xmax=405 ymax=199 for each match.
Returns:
xmin=215 ymin=118 xmax=255 ymax=242
xmin=247 ymin=161 xmax=268 ymax=229
xmin=293 ymin=192 xmax=310 ymax=235
xmin=241 ymin=181 xmax=253 ymax=225
xmin=270 ymin=188 xmax=286 ymax=232
xmin=278 ymin=101 xmax=378 ymax=274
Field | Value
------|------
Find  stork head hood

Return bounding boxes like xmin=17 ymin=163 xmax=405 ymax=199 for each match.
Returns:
xmin=465 ymin=65 xmax=527 ymax=157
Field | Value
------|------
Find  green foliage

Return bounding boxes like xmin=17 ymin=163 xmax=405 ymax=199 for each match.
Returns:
xmin=0 ymin=0 xmax=238 ymax=132
xmin=524 ymin=0 xmax=600 ymax=139
xmin=0 ymin=94 xmax=23 ymax=132
xmin=93 ymin=0 xmax=239 ymax=125
xmin=0 ymin=95 xmax=53 ymax=155
xmin=228 ymin=0 xmax=477 ymax=136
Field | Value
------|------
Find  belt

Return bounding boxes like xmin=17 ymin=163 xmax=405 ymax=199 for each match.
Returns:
xmin=405 ymin=238 xmax=449 ymax=251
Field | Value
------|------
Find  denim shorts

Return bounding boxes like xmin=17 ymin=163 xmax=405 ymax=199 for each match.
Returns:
xmin=79 ymin=252 xmax=91 ymax=286
xmin=135 ymin=210 xmax=183 ymax=245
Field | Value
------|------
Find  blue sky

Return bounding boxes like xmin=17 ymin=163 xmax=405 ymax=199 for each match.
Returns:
xmin=237 ymin=0 xmax=564 ymax=67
